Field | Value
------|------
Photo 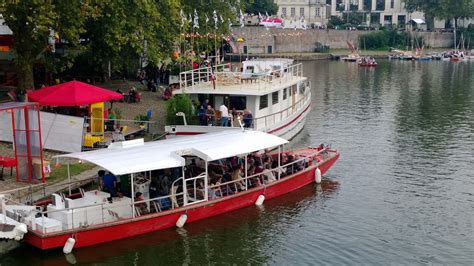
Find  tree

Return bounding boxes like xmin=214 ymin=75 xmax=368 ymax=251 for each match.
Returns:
xmin=404 ymin=0 xmax=474 ymax=29
xmin=83 ymin=0 xmax=181 ymax=79
xmin=244 ymin=0 xmax=278 ymax=15
xmin=0 ymin=0 xmax=91 ymax=90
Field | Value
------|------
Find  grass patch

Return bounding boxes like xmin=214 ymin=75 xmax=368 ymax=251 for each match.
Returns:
xmin=48 ymin=163 xmax=96 ymax=184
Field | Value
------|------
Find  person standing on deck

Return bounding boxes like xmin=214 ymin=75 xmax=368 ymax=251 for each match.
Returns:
xmin=219 ymin=103 xmax=230 ymax=127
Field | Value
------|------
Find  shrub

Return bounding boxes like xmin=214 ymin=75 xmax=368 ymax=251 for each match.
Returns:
xmin=359 ymin=29 xmax=418 ymax=50
xmin=165 ymin=94 xmax=195 ymax=125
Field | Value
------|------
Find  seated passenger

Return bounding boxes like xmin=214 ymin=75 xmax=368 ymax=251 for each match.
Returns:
xmin=263 ymin=164 xmax=276 ymax=183
xmin=134 ymin=192 xmax=148 ymax=215
xmin=232 ymin=164 xmax=245 ymax=191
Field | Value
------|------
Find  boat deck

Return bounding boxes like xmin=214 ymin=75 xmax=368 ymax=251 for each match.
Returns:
xmin=176 ymin=63 xmax=306 ymax=96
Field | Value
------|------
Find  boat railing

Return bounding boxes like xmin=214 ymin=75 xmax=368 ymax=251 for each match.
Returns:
xmin=179 ymin=63 xmax=303 ymax=92
xmin=26 ymin=190 xmax=187 ymax=235
xmin=207 ymin=156 xmax=313 ymax=199
xmin=253 ymin=84 xmax=311 ymax=129
xmin=0 ymin=177 xmax=98 ymax=206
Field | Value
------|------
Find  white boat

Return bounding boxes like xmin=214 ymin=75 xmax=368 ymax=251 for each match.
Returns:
xmin=165 ymin=58 xmax=311 ymax=140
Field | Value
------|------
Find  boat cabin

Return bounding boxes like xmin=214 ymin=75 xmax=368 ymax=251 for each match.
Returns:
xmin=167 ymin=58 xmax=311 ymax=138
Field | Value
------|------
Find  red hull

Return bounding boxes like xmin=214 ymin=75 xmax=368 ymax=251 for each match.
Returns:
xmin=24 ymin=154 xmax=339 ymax=250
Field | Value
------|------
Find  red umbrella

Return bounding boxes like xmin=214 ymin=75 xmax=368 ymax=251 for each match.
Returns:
xmin=28 ymin=81 xmax=123 ymax=106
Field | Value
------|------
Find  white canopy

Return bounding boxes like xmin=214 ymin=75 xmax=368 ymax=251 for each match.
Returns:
xmin=410 ymin=19 xmax=425 ymax=24
xmin=55 ymin=130 xmax=288 ymax=175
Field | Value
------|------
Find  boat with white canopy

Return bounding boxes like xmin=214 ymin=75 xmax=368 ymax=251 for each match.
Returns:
xmin=0 ymin=130 xmax=339 ymax=251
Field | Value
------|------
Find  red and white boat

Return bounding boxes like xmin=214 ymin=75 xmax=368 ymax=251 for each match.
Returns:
xmin=165 ymin=58 xmax=311 ymax=140
xmin=0 ymin=131 xmax=339 ymax=251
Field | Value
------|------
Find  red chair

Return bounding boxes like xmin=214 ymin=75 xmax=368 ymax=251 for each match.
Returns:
xmin=0 ymin=156 xmax=17 ymax=176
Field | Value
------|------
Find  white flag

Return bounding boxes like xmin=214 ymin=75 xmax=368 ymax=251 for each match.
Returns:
xmin=239 ymin=9 xmax=245 ymax=28
xmin=180 ymin=9 xmax=185 ymax=28
xmin=228 ymin=18 xmax=232 ymax=31
xmin=205 ymin=14 xmax=210 ymax=24
xmin=193 ymin=9 xmax=199 ymax=29
xmin=213 ymin=10 xmax=218 ymax=30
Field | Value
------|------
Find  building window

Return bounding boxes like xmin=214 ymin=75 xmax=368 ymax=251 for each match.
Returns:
xmin=300 ymin=8 xmax=304 ymax=18
xmin=376 ymin=0 xmax=385 ymax=11
xmin=283 ymin=88 xmax=287 ymax=100
xmin=390 ymin=0 xmax=394 ymax=9
xmin=315 ymin=7 xmax=321 ymax=17
xmin=272 ymin=91 xmax=279 ymax=105
xmin=259 ymin=94 xmax=268 ymax=110
xmin=282 ymin=7 xmax=287 ymax=17
xmin=290 ymin=7 xmax=295 ymax=18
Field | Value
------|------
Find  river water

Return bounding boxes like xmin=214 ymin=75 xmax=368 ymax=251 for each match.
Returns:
xmin=1 ymin=60 xmax=473 ymax=265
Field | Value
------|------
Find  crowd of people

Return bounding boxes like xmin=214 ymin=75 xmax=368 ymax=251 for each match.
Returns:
xmin=96 ymin=151 xmax=307 ymax=216
xmin=197 ymin=99 xmax=254 ymax=128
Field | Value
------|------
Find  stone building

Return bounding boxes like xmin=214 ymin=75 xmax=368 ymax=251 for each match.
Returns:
xmin=330 ymin=0 xmax=426 ymax=27
xmin=274 ymin=0 xmax=331 ymax=27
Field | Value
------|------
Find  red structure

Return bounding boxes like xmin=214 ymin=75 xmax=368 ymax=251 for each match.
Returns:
xmin=0 ymin=102 xmax=45 ymax=183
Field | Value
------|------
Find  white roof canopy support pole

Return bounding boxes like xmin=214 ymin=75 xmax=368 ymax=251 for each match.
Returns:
xmin=183 ymin=167 xmax=187 ymax=206
xmin=67 ymin=163 xmax=71 ymax=195
xmin=244 ymin=154 xmax=248 ymax=190
xmin=204 ymin=162 xmax=209 ymax=201
xmin=278 ymin=145 xmax=281 ymax=180
xmin=131 ymin=173 xmax=135 ymax=218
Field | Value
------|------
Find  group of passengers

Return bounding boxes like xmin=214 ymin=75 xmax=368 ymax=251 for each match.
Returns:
xmin=97 ymin=152 xmax=307 ymax=216
xmin=203 ymin=151 xmax=307 ymax=199
xmin=197 ymin=99 xmax=253 ymax=128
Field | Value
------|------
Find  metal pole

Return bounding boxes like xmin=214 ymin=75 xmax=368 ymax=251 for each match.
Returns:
xmin=67 ymin=163 xmax=71 ymax=195
xmin=131 ymin=173 xmax=135 ymax=218
xmin=204 ymin=162 xmax=209 ymax=200
xmin=278 ymin=145 xmax=281 ymax=180
xmin=183 ymin=166 xmax=187 ymax=205
xmin=244 ymin=154 xmax=248 ymax=190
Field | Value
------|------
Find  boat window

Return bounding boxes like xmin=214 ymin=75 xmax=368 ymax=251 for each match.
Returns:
xmin=283 ymin=88 xmax=287 ymax=100
xmin=259 ymin=94 xmax=268 ymax=110
xmin=230 ymin=96 xmax=246 ymax=110
xmin=272 ymin=91 xmax=279 ymax=105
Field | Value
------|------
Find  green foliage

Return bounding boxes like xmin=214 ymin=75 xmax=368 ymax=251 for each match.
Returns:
xmin=327 ymin=16 xmax=345 ymax=29
xmin=165 ymin=94 xmax=194 ymax=125
xmin=0 ymin=0 xmax=92 ymax=90
xmin=244 ymin=0 xmax=278 ymax=15
xmin=2 ymin=0 xmax=241 ymax=88
xmin=359 ymin=30 xmax=417 ymax=50
xmin=404 ymin=0 xmax=474 ymax=21
xmin=134 ymin=114 xmax=150 ymax=125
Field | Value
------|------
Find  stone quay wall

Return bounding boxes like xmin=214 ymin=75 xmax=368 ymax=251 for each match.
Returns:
xmin=232 ymin=27 xmax=454 ymax=54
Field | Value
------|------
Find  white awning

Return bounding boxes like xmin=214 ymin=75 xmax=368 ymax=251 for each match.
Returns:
xmin=55 ymin=130 xmax=288 ymax=175
xmin=410 ymin=19 xmax=426 ymax=24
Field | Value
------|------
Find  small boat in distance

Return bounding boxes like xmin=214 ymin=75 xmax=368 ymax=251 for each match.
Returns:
xmin=358 ymin=57 xmax=377 ymax=67
xmin=340 ymin=41 xmax=361 ymax=62
xmin=0 ymin=131 xmax=340 ymax=251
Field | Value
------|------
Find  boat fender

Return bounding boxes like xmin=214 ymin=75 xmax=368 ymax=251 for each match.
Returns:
xmin=13 ymin=224 xmax=28 ymax=240
xmin=315 ymin=168 xmax=322 ymax=184
xmin=63 ymin=237 xmax=76 ymax=254
xmin=176 ymin=213 xmax=188 ymax=228
xmin=255 ymin=195 xmax=265 ymax=206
